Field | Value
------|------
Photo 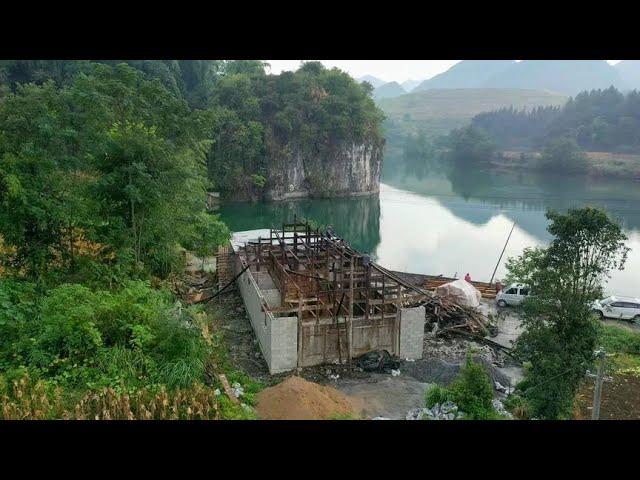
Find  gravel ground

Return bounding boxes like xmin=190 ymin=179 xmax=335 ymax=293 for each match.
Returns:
xmin=332 ymin=373 xmax=433 ymax=419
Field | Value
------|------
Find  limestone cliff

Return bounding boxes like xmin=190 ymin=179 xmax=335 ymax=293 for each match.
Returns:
xmin=260 ymin=139 xmax=383 ymax=201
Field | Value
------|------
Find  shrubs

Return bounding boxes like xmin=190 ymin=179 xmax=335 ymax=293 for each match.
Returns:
xmin=425 ymin=355 xmax=504 ymax=420
xmin=0 ymin=279 xmax=209 ymax=392
xmin=537 ymin=137 xmax=587 ymax=173
xmin=425 ymin=384 xmax=452 ymax=407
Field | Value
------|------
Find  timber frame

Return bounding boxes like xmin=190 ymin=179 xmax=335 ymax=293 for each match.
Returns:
xmin=235 ymin=217 xmax=430 ymax=365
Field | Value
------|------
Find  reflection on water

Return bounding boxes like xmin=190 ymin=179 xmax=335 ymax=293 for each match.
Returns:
xmin=219 ymin=195 xmax=381 ymax=255
xmin=220 ymin=166 xmax=640 ymax=297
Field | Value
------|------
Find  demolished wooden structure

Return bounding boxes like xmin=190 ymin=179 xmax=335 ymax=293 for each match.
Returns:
xmin=237 ymin=219 xmax=484 ymax=372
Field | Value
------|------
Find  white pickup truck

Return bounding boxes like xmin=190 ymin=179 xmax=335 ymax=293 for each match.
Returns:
xmin=591 ymin=296 xmax=640 ymax=324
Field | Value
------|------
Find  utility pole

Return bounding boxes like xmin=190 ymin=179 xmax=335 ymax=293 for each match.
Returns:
xmin=590 ymin=350 xmax=607 ymax=420
xmin=489 ymin=221 xmax=516 ymax=286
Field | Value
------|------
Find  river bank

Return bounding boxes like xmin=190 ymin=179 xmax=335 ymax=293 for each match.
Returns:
xmin=495 ymin=150 xmax=640 ymax=180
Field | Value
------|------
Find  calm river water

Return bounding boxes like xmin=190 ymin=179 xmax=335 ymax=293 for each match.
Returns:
xmin=219 ymin=167 xmax=640 ymax=297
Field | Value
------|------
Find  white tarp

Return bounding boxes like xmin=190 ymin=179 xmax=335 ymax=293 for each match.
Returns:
xmin=435 ymin=279 xmax=482 ymax=308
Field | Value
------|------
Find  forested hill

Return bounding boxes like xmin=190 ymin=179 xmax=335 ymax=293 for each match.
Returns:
xmin=0 ymin=60 xmax=382 ymax=415
xmin=0 ymin=60 xmax=385 ymax=200
xmin=472 ymin=87 xmax=640 ymax=152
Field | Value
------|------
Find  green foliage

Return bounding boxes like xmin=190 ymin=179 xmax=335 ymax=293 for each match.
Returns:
xmin=598 ymin=325 xmax=640 ymax=356
xmin=0 ymin=279 xmax=208 ymax=391
xmin=207 ymin=61 xmax=384 ymax=198
xmin=183 ymin=212 xmax=230 ymax=262
xmin=425 ymin=355 xmax=503 ymax=420
xmin=0 ymin=62 xmax=216 ymax=282
xmin=425 ymin=384 xmax=452 ymax=407
xmin=508 ymin=207 xmax=629 ymax=419
xmin=472 ymin=86 xmax=640 ymax=154
xmin=538 ymin=136 xmax=587 ymax=173
xmin=446 ymin=125 xmax=496 ymax=165
xmin=448 ymin=355 xmax=498 ymax=419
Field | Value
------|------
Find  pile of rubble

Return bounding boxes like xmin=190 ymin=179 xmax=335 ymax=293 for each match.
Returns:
xmin=171 ymin=272 xmax=216 ymax=304
xmin=406 ymin=401 xmax=462 ymax=420
xmin=421 ymin=295 xmax=491 ymax=336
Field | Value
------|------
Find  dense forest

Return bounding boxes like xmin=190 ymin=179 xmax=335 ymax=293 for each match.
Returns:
xmin=472 ymin=87 xmax=640 ymax=153
xmin=0 ymin=60 xmax=381 ymax=418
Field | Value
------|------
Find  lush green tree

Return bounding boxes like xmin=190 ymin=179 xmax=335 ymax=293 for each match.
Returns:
xmin=538 ymin=136 xmax=587 ymax=173
xmin=507 ymin=207 xmax=629 ymax=418
xmin=446 ymin=125 xmax=496 ymax=164
xmin=183 ymin=212 xmax=231 ymax=267
xmin=471 ymin=87 xmax=640 ymax=153
xmin=0 ymin=81 xmax=95 ymax=280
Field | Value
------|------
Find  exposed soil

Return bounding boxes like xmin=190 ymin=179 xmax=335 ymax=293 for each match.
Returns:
xmin=206 ymin=289 xmax=278 ymax=384
xmin=256 ymin=375 xmax=362 ymax=420
xmin=574 ymin=373 xmax=640 ymax=420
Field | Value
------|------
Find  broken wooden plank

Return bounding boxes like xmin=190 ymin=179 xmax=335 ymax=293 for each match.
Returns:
xmin=218 ymin=374 xmax=239 ymax=404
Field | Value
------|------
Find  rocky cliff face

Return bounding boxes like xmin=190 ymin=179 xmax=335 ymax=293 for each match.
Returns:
xmin=262 ymin=140 xmax=384 ymax=201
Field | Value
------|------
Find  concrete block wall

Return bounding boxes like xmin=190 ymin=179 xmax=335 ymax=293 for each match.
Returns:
xmin=399 ymin=306 xmax=425 ymax=360
xmin=270 ymin=316 xmax=298 ymax=373
xmin=235 ymin=258 xmax=298 ymax=374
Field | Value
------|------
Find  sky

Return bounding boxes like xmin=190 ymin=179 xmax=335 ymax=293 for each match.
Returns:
xmin=266 ymin=60 xmax=622 ymax=84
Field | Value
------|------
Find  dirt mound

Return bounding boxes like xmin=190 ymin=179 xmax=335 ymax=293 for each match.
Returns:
xmin=256 ymin=376 xmax=360 ymax=420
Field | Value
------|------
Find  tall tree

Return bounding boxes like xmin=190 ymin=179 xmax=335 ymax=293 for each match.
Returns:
xmin=507 ymin=207 xmax=629 ymax=418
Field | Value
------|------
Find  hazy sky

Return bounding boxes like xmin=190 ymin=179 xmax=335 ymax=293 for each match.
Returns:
xmin=266 ymin=60 xmax=622 ymax=84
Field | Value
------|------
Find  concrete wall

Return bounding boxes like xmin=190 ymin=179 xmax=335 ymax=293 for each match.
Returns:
xmin=235 ymin=258 xmax=298 ymax=374
xmin=399 ymin=306 xmax=425 ymax=360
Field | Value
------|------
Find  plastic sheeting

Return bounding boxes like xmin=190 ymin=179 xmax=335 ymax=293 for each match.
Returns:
xmin=435 ymin=279 xmax=482 ymax=308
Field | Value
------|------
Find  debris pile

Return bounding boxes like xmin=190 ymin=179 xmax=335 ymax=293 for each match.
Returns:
xmin=171 ymin=272 xmax=216 ymax=304
xmin=406 ymin=402 xmax=461 ymax=420
xmin=421 ymin=294 xmax=489 ymax=335
xmin=255 ymin=376 xmax=360 ymax=420
xmin=355 ymin=350 xmax=401 ymax=373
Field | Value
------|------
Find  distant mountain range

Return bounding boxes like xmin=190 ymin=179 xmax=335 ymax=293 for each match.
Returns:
xmin=414 ymin=61 xmax=516 ymax=91
xmin=360 ymin=61 xmax=640 ymax=103
xmin=401 ymin=79 xmax=422 ymax=92
xmin=412 ymin=60 xmax=632 ymax=96
xmin=358 ymin=75 xmax=387 ymax=89
xmin=359 ymin=76 xmax=425 ymax=100
xmin=372 ymin=81 xmax=406 ymax=100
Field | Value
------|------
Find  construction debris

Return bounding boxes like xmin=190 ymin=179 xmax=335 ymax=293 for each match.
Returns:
xmin=218 ymin=373 xmax=239 ymax=404
xmin=406 ymin=402 xmax=461 ymax=420
xmin=171 ymin=271 xmax=217 ymax=304
xmin=421 ymin=294 xmax=489 ymax=336
xmin=355 ymin=350 xmax=401 ymax=373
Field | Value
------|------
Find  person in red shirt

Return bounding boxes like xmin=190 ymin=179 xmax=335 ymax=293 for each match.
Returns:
xmin=464 ymin=272 xmax=472 ymax=283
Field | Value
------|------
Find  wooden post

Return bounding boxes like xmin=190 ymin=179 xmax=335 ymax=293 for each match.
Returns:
xmin=257 ymin=236 xmax=261 ymax=271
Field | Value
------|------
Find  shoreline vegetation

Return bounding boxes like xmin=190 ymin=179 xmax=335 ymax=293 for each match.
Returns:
xmin=492 ymin=150 xmax=640 ymax=180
